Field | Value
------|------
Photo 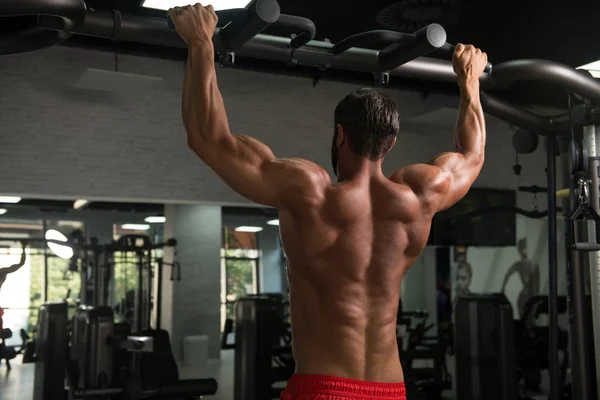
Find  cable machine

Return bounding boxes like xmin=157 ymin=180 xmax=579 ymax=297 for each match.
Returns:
xmin=3 ymin=0 xmax=600 ymax=398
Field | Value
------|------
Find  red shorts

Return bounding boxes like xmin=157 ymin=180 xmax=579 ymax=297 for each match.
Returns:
xmin=281 ymin=374 xmax=406 ymax=400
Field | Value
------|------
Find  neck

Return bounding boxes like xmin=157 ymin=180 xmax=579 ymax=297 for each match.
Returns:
xmin=338 ymin=157 xmax=383 ymax=182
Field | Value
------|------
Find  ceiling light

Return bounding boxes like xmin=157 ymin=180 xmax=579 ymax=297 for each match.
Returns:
xmin=235 ymin=226 xmax=263 ymax=233
xmin=45 ymin=229 xmax=74 ymax=259
xmin=144 ymin=216 xmax=166 ymax=223
xmin=0 ymin=196 xmax=21 ymax=204
xmin=73 ymin=199 xmax=90 ymax=210
xmin=267 ymin=219 xmax=279 ymax=226
xmin=577 ymin=60 xmax=600 ymax=78
xmin=0 ymin=232 xmax=30 ymax=239
xmin=142 ymin=0 xmax=251 ymax=11
xmin=0 ymin=209 xmax=6 ymax=216
xmin=121 ymin=224 xmax=151 ymax=231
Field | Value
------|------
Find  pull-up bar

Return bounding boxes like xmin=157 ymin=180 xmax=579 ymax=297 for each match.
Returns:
xmin=20 ymin=0 xmax=600 ymax=133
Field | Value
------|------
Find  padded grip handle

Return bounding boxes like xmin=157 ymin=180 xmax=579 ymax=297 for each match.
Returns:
xmin=166 ymin=0 xmax=280 ymax=51
xmin=273 ymin=14 xmax=316 ymax=49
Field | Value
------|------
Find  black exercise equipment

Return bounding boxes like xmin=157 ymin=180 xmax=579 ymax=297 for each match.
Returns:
xmin=29 ymin=234 xmax=218 ymax=400
xmin=234 ymin=295 xmax=294 ymax=400
xmin=514 ymin=296 xmax=570 ymax=395
xmin=455 ymin=294 xmax=518 ymax=400
xmin=0 ymin=327 xmax=35 ymax=370
xmin=33 ymin=302 xmax=69 ymax=400
xmin=396 ymin=310 xmax=450 ymax=399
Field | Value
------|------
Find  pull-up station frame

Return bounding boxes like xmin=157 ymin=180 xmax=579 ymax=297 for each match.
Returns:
xmin=2 ymin=0 xmax=600 ymax=399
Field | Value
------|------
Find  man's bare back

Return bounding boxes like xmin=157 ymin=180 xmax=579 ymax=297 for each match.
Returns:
xmin=280 ymin=176 xmax=432 ymax=381
xmin=170 ymin=4 xmax=488 ymax=395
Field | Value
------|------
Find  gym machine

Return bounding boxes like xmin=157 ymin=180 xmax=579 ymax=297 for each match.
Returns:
xmin=26 ymin=234 xmax=218 ymax=400
xmin=4 ymin=0 xmax=600 ymax=398
xmin=397 ymin=309 xmax=450 ymax=399
xmin=234 ymin=295 xmax=294 ymax=400
xmin=515 ymin=296 xmax=570 ymax=395
xmin=454 ymin=294 xmax=518 ymax=400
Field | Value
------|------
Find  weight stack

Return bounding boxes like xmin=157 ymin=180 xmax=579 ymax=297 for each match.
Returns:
xmin=32 ymin=302 xmax=68 ymax=400
xmin=455 ymin=295 xmax=518 ymax=400
xmin=234 ymin=296 xmax=280 ymax=400
xmin=71 ymin=306 xmax=115 ymax=389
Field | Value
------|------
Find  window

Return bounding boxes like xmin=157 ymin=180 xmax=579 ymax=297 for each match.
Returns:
xmin=112 ymin=251 xmax=139 ymax=325
xmin=221 ymin=227 xmax=260 ymax=330
xmin=45 ymin=220 xmax=83 ymax=306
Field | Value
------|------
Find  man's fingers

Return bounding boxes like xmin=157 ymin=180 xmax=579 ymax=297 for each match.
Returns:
xmin=453 ymin=43 xmax=465 ymax=59
xmin=205 ymin=4 xmax=218 ymax=19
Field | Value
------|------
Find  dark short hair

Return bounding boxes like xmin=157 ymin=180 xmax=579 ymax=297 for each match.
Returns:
xmin=334 ymin=88 xmax=400 ymax=160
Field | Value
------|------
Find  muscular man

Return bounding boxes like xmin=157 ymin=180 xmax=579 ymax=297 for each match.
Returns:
xmin=169 ymin=5 xmax=487 ymax=399
xmin=0 ymin=242 xmax=27 ymax=331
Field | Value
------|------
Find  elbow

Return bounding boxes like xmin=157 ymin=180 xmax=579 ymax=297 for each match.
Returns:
xmin=187 ymin=136 xmax=201 ymax=154
xmin=464 ymin=151 xmax=485 ymax=169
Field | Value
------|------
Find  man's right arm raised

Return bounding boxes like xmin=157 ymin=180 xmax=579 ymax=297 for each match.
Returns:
xmin=390 ymin=44 xmax=487 ymax=214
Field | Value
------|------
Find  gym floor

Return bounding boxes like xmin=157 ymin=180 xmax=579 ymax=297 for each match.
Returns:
xmin=0 ymin=350 xmax=236 ymax=400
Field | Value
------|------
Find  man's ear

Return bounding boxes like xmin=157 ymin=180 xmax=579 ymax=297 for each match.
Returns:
xmin=336 ymin=124 xmax=345 ymax=147
xmin=386 ymin=136 xmax=397 ymax=153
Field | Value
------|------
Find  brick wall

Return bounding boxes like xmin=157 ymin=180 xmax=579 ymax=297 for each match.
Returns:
xmin=0 ymin=45 xmax=547 ymax=206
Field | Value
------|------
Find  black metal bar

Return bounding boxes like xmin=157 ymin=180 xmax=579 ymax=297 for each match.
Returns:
xmin=34 ymin=8 xmax=600 ymax=132
xmin=559 ymin=137 xmax=594 ymax=400
xmin=146 ymin=250 xmax=152 ymax=330
xmin=43 ymin=220 xmax=48 ymax=303
xmin=0 ymin=0 xmax=85 ymax=54
xmin=272 ymin=14 xmax=316 ymax=49
xmin=332 ymin=30 xmax=410 ymax=55
xmin=136 ymin=254 xmax=143 ymax=332
xmin=156 ymin=258 xmax=163 ymax=330
xmin=165 ymin=0 xmax=280 ymax=51
xmin=571 ymin=217 xmax=594 ymax=400
xmin=378 ymin=24 xmax=447 ymax=71
xmin=587 ymin=156 xmax=600 ymax=398
xmin=217 ymin=0 xmax=280 ymax=51
xmin=489 ymin=60 xmax=600 ymax=103
xmin=1 ymin=0 xmax=86 ymax=29
xmin=546 ymin=133 xmax=559 ymax=400
xmin=480 ymin=92 xmax=551 ymax=133
xmin=92 ymin=248 xmax=100 ymax=307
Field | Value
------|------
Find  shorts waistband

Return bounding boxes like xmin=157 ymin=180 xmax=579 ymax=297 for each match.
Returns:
xmin=286 ymin=374 xmax=406 ymax=399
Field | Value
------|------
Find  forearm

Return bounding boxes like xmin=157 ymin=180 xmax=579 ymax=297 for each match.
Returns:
xmin=454 ymin=80 xmax=486 ymax=159
xmin=184 ymin=41 xmax=231 ymax=145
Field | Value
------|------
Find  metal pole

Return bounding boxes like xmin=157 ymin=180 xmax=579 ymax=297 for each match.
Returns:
xmin=562 ymin=130 xmax=593 ymax=400
xmin=583 ymin=124 xmax=600 ymax=399
xmin=546 ymin=133 xmax=560 ymax=400
xmin=156 ymin=258 xmax=163 ymax=330
xmin=136 ymin=252 xmax=143 ymax=332
xmin=42 ymin=220 xmax=48 ymax=303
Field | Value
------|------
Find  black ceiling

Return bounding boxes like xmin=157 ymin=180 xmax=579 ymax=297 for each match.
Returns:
xmin=71 ymin=0 xmax=600 ymax=109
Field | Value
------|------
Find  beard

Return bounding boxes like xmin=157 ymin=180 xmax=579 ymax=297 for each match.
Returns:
xmin=331 ymin=129 xmax=338 ymax=177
